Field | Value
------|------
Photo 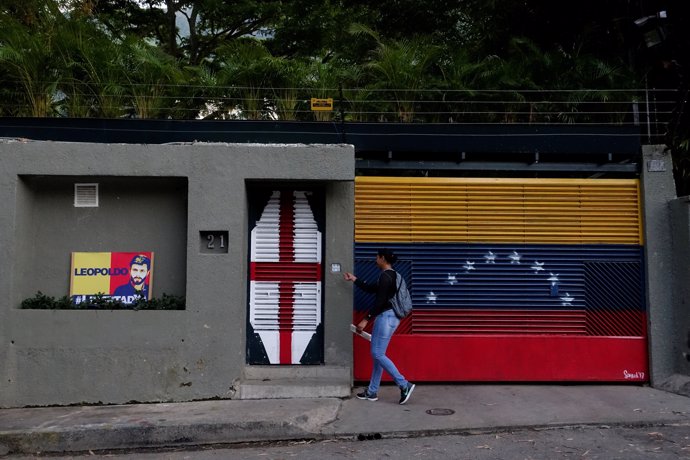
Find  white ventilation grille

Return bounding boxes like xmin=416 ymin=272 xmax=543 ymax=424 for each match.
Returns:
xmin=74 ymin=183 xmax=99 ymax=207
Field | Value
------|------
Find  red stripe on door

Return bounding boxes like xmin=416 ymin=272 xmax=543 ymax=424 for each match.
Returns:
xmin=279 ymin=193 xmax=295 ymax=262
xmin=278 ymin=192 xmax=295 ymax=363
xmin=279 ymin=282 xmax=294 ymax=364
xmin=250 ymin=262 xmax=322 ymax=282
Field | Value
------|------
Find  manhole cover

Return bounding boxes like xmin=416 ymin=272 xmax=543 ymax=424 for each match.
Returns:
xmin=426 ymin=408 xmax=455 ymax=416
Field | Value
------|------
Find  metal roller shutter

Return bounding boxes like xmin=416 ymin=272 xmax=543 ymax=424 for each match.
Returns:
xmin=353 ymin=177 xmax=647 ymax=382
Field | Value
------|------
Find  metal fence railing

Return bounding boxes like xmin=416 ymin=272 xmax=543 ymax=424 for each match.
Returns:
xmin=0 ymin=85 xmax=681 ymax=145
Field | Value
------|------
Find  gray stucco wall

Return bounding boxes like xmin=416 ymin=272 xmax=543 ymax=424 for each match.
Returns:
xmin=641 ymin=145 xmax=678 ymax=386
xmin=14 ymin=176 xmax=188 ymax=304
xmin=0 ymin=141 xmax=355 ymax=407
xmin=669 ymin=197 xmax=690 ymax=380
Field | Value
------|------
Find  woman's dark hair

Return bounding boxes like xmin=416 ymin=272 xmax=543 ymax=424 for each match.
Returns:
xmin=377 ymin=248 xmax=398 ymax=264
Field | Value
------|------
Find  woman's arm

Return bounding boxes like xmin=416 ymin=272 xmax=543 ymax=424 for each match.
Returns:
xmin=353 ymin=277 xmax=379 ymax=294
xmin=365 ymin=271 xmax=395 ymax=319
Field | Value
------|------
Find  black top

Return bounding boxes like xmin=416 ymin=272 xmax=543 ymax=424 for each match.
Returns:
xmin=354 ymin=269 xmax=397 ymax=319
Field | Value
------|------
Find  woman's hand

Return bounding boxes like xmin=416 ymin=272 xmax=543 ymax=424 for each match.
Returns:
xmin=356 ymin=318 xmax=368 ymax=333
xmin=343 ymin=272 xmax=357 ymax=282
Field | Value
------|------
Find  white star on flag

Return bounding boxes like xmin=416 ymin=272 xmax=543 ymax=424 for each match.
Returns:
xmin=509 ymin=251 xmax=521 ymax=264
xmin=560 ymin=293 xmax=574 ymax=306
xmin=426 ymin=291 xmax=437 ymax=304
xmin=462 ymin=260 xmax=475 ymax=273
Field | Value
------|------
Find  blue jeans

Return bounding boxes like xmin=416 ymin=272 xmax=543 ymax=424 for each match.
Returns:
xmin=368 ymin=309 xmax=408 ymax=394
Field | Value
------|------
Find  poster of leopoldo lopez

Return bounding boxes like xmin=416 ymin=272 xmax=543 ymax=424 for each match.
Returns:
xmin=70 ymin=252 xmax=154 ymax=306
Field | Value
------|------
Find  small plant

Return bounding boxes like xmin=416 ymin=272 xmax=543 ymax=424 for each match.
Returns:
xmin=20 ymin=292 xmax=73 ymax=310
xmin=20 ymin=291 xmax=185 ymax=310
xmin=130 ymin=293 xmax=186 ymax=311
xmin=78 ymin=292 xmax=127 ymax=309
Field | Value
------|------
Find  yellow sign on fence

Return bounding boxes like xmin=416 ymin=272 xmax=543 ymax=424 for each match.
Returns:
xmin=310 ymin=98 xmax=333 ymax=111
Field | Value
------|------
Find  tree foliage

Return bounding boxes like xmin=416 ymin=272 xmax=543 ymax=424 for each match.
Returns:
xmin=1 ymin=0 xmax=687 ymax=190
xmin=0 ymin=0 xmax=682 ymax=129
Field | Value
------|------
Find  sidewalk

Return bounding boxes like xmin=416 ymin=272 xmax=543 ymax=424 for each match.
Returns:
xmin=1 ymin=385 xmax=689 ymax=456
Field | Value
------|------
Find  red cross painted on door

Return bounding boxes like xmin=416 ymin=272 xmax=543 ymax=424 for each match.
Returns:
xmin=248 ymin=190 xmax=323 ymax=364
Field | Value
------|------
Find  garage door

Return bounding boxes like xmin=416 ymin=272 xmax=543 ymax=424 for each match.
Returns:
xmin=353 ymin=177 xmax=647 ymax=382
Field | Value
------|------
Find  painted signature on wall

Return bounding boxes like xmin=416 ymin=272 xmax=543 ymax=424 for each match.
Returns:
xmin=623 ymin=370 xmax=645 ymax=380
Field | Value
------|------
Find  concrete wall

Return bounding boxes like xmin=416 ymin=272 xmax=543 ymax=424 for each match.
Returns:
xmin=5 ymin=139 xmax=689 ymax=404
xmin=669 ymin=196 xmax=690 ymax=389
xmin=0 ymin=141 xmax=355 ymax=407
xmin=640 ymin=145 xmax=678 ymax=387
xmin=14 ymin=176 xmax=188 ymax=303
xmin=670 ymin=197 xmax=690 ymax=368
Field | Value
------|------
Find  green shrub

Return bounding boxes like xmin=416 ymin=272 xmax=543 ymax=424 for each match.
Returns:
xmin=20 ymin=291 xmax=185 ymax=310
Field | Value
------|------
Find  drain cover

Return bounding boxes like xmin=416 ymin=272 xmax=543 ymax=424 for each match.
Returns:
xmin=426 ymin=408 xmax=455 ymax=416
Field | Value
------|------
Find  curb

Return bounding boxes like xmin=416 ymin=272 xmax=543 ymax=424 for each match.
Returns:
xmin=3 ymin=418 xmax=690 ymax=456
xmin=0 ymin=400 xmax=341 ymax=456
xmin=0 ymin=422 xmax=321 ymax=455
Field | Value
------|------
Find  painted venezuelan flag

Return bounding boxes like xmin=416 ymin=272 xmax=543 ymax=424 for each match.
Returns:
xmin=352 ymin=177 xmax=647 ymax=382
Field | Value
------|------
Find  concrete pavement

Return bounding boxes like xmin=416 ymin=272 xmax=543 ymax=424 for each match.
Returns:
xmin=1 ymin=385 xmax=689 ymax=456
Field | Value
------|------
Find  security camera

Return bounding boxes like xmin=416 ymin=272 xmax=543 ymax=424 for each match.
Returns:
xmin=634 ymin=11 xmax=667 ymax=27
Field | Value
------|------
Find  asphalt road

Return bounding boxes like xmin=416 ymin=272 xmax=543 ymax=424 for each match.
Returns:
xmin=10 ymin=423 xmax=690 ymax=460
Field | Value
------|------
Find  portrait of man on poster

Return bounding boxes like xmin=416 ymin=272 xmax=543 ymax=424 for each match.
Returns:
xmin=113 ymin=254 xmax=151 ymax=301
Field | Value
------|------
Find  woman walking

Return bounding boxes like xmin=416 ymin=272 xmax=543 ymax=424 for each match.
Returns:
xmin=344 ymin=248 xmax=415 ymax=405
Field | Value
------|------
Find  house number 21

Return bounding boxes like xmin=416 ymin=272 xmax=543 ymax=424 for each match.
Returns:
xmin=207 ymin=234 xmax=225 ymax=249
xmin=200 ymin=231 xmax=229 ymax=253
